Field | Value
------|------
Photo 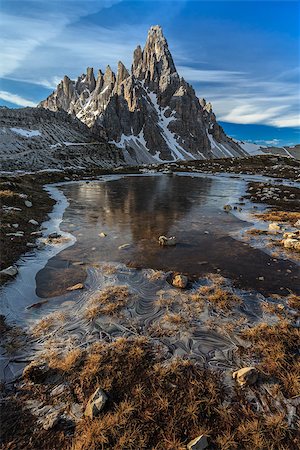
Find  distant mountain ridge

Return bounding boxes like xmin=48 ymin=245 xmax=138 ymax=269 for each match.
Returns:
xmin=39 ymin=25 xmax=247 ymax=163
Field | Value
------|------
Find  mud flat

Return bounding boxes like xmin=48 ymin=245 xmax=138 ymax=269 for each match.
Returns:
xmin=0 ymin=167 xmax=299 ymax=450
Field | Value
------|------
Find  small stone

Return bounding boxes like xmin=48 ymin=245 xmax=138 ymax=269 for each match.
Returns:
xmin=84 ymin=388 xmax=108 ymax=419
xmin=223 ymin=204 xmax=232 ymax=212
xmin=31 ymin=231 xmax=43 ymax=236
xmin=70 ymin=403 xmax=83 ymax=421
xmin=26 ymin=243 xmax=37 ymax=248
xmin=158 ymin=235 xmax=177 ymax=246
xmin=66 ymin=283 xmax=84 ymax=291
xmin=0 ymin=265 xmax=18 ymax=276
xmin=25 ymin=200 xmax=32 ymax=208
xmin=118 ymin=244 xmax=131 ymax=250
xmin=48 ymin=232 xmax=61 ymax=239
xmin=258 ymin=276 xmax=264 ymax=281
xmin=172 ymin=274 xmax=188 ymax=289
xmin=283 ymin=238 xmax=299 ymax=250
xmin=187 ymin=434 xmax=209 ymax=450
xmin=232 ymin=367 xmax=258 ymax=387
xmin=29 ymin=219 xmax=39 ymax=226
xmin=12 ymin=223 xmax=19 ymax=228
xmin=99 ymin=232 xmax=107 ymax=237
xmin=204 ymin=231 xmax=209 ymax=235
xmin=269 ymin=222 xmax=281 ymax=232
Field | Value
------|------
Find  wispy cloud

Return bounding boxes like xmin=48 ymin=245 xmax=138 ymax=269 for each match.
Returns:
xmin=0 ymin=90 xmax=36 ymax=107
xmin=178 ymin=65 xmax=300 ymax=128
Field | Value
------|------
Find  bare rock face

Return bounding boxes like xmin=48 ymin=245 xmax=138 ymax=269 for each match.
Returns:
xmin=40 ymin=25 xmax=247 ymax=163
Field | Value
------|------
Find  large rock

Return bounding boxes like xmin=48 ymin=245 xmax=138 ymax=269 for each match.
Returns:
xmin=232 ymin=367 xmax=258 ymax=387
xmin=84 ymin=388 xmax=108 ymax=419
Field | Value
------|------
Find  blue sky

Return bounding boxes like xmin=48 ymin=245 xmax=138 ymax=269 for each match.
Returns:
xmin=1 ymin=0 xmax=299 ymax=146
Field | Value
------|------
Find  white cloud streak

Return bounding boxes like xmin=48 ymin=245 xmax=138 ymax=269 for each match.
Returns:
xmin=178 ymin=65 xmax=300 ymax=128
xmin=0 ymin=90 xmax=37 ymax=107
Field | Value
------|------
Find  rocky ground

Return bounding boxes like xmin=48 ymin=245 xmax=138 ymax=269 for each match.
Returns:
xmin=0 ymin=155 xmax=299 ymax=449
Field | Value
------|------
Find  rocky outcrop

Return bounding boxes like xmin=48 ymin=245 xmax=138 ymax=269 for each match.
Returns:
xmin=40 ymin=25 xmax=247 ymax=163
xmin=0 ymin=107 xmax=124 ymax=171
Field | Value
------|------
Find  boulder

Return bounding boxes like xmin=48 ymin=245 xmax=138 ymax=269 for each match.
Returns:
xmin=187 ymin=434 xmax=209 ymax=450
xmin=232 ymin=367 xmax=258 ymax=387
xmin=172 ymin=274 xmax=188 ymax=289
xmin=84 ymin=388 xmax=108 ymax=419
xmin=158 ymin=235 xmax=177 ymax=246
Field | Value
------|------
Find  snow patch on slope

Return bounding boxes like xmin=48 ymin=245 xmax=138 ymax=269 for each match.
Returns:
xmin=207 ymin=132 xmax=236 ymax=158
xmin=238 ymin=141 xmax=264 ymax=156
xmin=10 ymin=128 xmax=41 ymax=138
xmin=147 ymin=91 xmax=196 ymax=161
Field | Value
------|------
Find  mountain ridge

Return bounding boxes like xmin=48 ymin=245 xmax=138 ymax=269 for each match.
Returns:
xmin=39 ymin=25 xmax=247 ymax=163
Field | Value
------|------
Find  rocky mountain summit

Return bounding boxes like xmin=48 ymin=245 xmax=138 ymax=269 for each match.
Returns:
xmin=40 ymin=25 xmax=247 ymax=163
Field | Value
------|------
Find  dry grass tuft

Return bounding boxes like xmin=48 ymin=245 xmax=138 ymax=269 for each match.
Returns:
xmin=32 ymin=312 xmax=66 ymax=337
xmin=85 ymin=285 xmax=132 ymax=319
xmin=255 ymin=210 xmax=300 ymax=224
xmin=47 ymin=348 xmax=83 ymax=372
xmin=240 ymin=319 xmax=300 ymax=397
xmin=194 ymin=284 xmax=242 ymax=311
xmin=246 ymin=228 xmax=268 ymax=236
xmin=22 ymin=336 xmax=298 ymax=450
xmin=287 ymin=294 xmax=300 ymax=311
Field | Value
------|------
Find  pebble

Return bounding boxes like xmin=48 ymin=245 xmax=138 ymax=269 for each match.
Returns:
xmin=29 ymin=219 xmax=39 ymax=226
xmin=0 ymin=265 xmax=18 ymax=276
xmin=24 ymin=200 xmax=33 ymax=208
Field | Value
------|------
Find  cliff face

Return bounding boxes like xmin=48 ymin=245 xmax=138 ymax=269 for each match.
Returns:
xmin=40 ymin=25 xmax=247 ymax=163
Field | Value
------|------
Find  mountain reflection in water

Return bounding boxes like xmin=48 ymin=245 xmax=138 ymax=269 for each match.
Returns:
xmin=36 ymin=175 xmax=299 ymax=297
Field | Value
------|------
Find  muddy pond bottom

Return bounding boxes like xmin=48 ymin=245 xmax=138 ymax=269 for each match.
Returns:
xmin=36 ymin=174 xmax=299 ymax=297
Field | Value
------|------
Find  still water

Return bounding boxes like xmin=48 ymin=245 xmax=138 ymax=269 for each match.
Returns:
xmin=36 ymin=174 xmax=298 ymax=297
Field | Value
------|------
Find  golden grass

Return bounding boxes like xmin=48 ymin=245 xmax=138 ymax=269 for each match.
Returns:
xmin=32 ymin=312 xmax=66 ymax=337
xmin=246 ymin=228 xmax=268 ymax=236
xmin=25 ymin=336 xmax=299 ymax=450
xmin=85 ymin=285 xmax=132 ymax=319
xmin=240 ymin=319 xmax=300 ymax=397
xmin=255 ymin=210 xmax=300 ymax=224
xmin=0 ymin=189 xmax=19 ymax=199
xmin=47 ymin=348 xmax=83 ymax=372
xmin=287 ymin=294 xmax=300 ymax=311
xmin=194 ymin=285 xmax=242 ymax=311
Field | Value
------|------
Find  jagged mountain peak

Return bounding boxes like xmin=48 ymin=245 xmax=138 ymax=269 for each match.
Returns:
xmin=40 ymin=25 xmax=247 ymax=163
